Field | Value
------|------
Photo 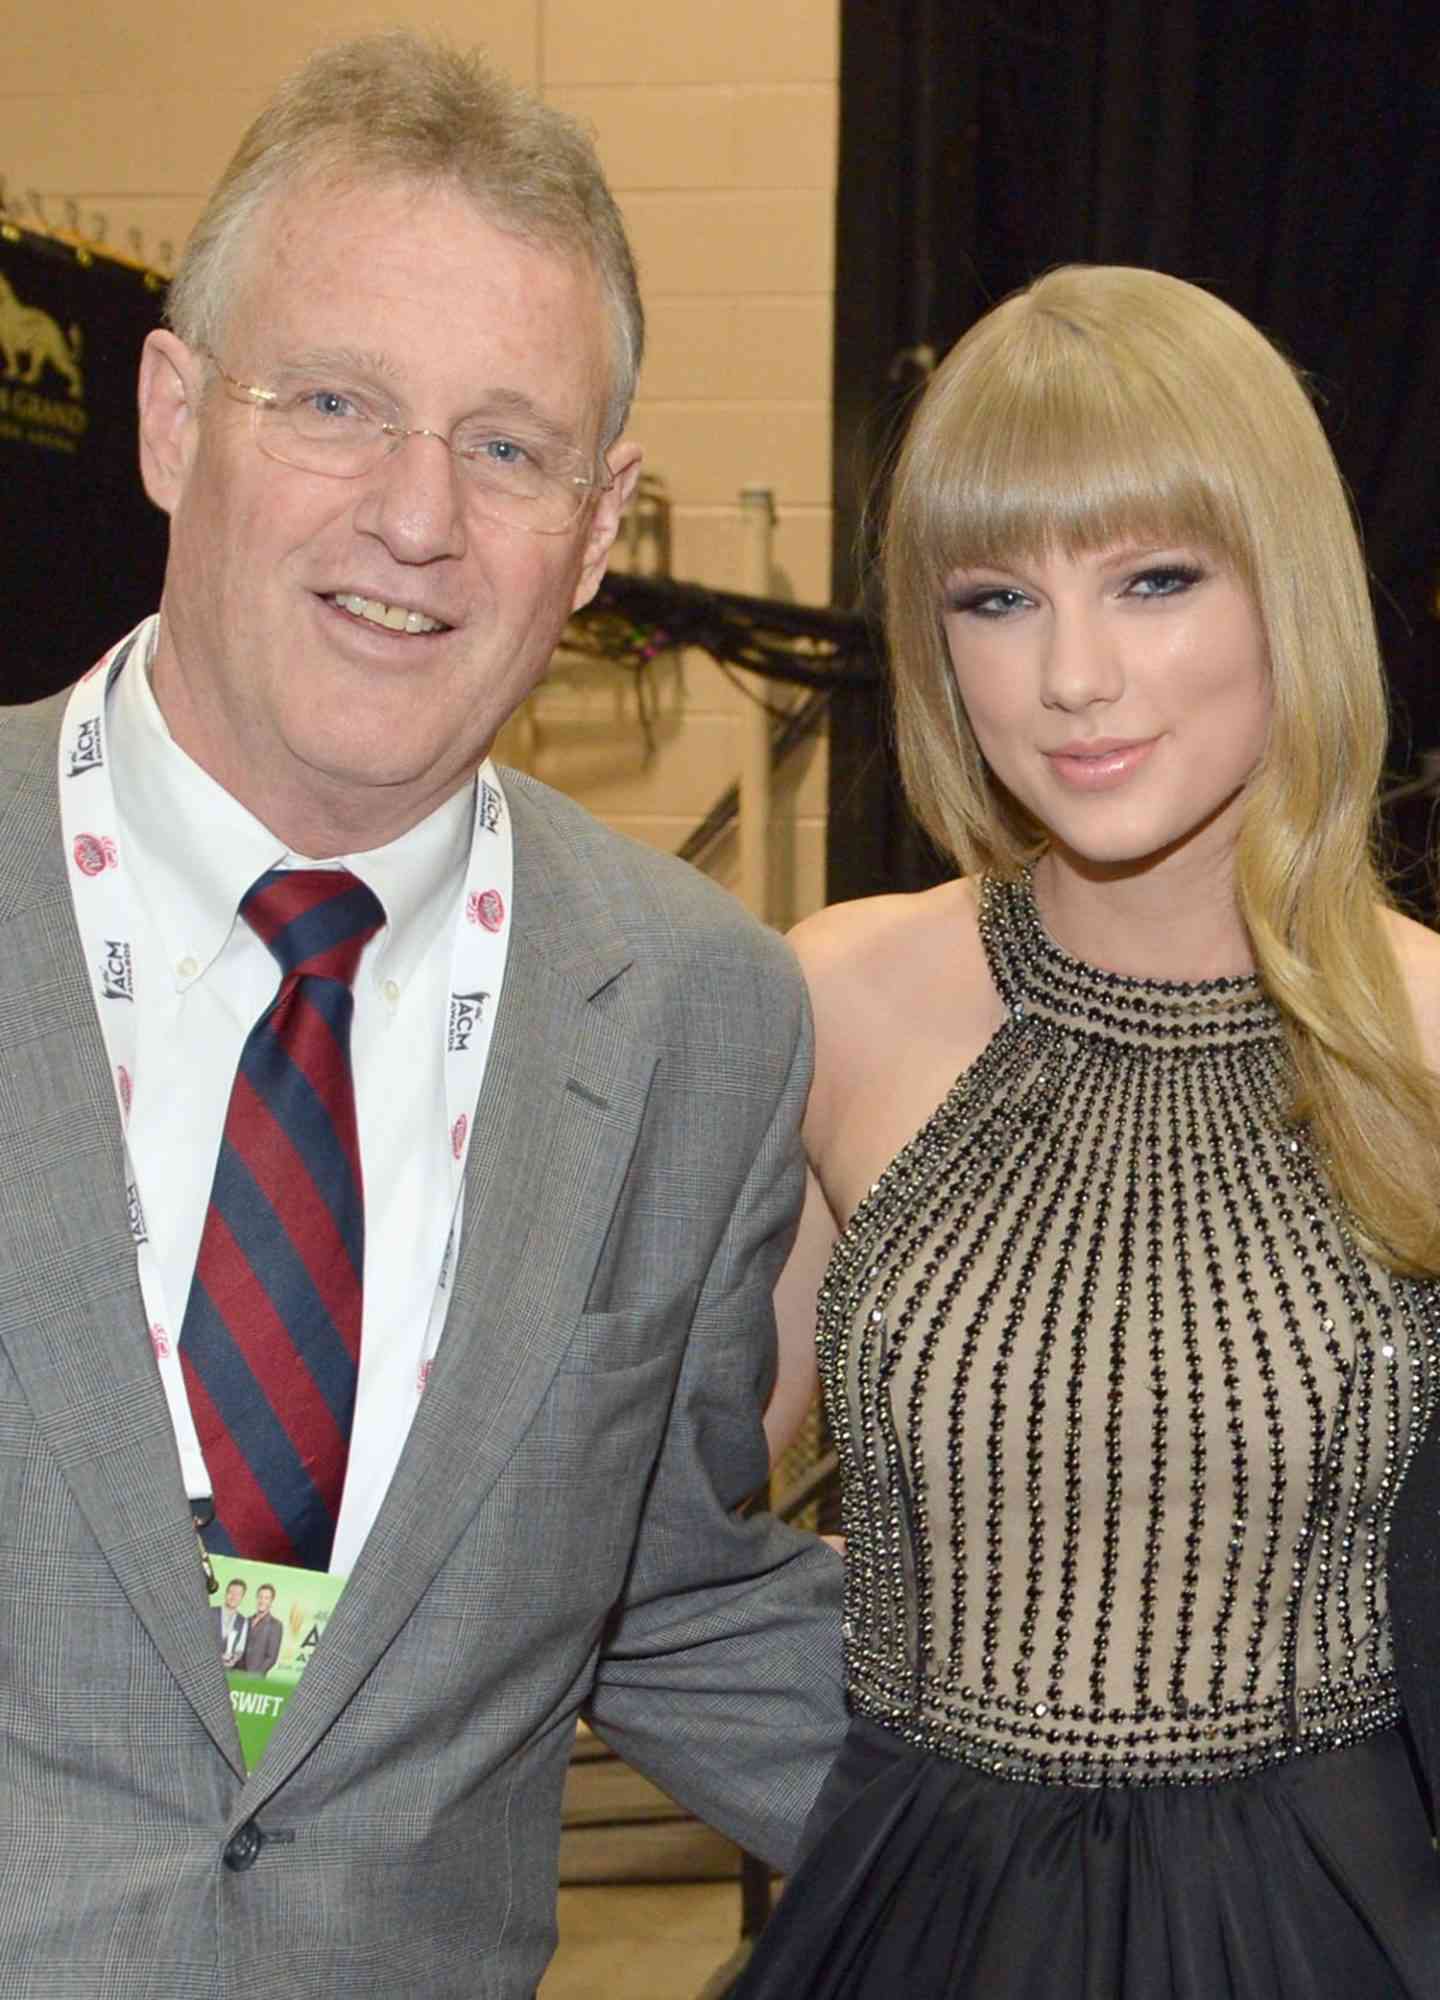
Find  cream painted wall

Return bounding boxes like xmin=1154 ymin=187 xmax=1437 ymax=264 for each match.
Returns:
xmin=4 ymin=0 xmax=837 ymax=925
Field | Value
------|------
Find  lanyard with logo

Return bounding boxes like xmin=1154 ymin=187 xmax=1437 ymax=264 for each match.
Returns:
xmin=58 ymin=621 xmax=513 ymax=1566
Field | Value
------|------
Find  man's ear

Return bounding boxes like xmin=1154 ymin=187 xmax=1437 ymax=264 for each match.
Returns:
xmin=571 ymin=440 xmax=644 ymax=611
xmin=137 ymin=330 xmax=205 ymax=517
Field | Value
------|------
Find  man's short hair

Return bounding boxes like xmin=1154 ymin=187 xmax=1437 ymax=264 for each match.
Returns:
xmin=166 ymin=30 xmax=644 ymax=444
xmin=255 ymin=1583 xmax=277 ymax=1604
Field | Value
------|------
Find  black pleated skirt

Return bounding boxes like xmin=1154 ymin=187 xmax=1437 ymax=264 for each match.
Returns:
xmin=732 ymin=1717 xmax=1440 ymax=1999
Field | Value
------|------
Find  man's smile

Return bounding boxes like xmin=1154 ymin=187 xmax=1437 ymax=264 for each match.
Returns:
xmin=327 ymin=591 xmax=449 ymax=635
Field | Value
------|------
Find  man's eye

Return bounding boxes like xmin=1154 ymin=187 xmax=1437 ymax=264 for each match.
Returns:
xmin=296 ymin=389 xmax=364 ymax=422
xmin=460 ymin=435 xmax=535 ymax=470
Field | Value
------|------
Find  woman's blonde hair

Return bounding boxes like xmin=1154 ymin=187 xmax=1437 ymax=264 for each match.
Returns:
xmin=885 ymin=263 xmax=1440 ymax=1275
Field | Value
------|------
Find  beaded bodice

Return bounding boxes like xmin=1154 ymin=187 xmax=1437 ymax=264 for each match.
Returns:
xmin=824 ymin=874 xmax=1440 ymax=1785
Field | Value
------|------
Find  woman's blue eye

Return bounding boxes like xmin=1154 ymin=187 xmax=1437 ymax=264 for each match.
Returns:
xmin=1128 ymin=565 xmax=1204 ymax=598
xmin=948 ymin=586 xmax=1030 ymax=618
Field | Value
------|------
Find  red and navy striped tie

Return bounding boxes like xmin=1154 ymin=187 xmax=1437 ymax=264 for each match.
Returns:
xmin=180 ymin=868 xmax=385 ymax=1570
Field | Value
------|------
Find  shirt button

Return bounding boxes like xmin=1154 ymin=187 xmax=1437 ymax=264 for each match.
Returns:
xmin=177 ymin=955 xmax=199 ymax=980
xmin=382 ymin=978 xmax=400 ymax=1005
xmin=223 ymin=1821 xmax=264 ymax=1871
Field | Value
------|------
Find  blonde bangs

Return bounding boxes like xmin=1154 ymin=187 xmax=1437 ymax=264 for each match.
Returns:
xmin=900 ymin=307 xmax=1259 ymax=597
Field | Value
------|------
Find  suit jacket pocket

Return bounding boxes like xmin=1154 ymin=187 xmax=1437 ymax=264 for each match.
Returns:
xmin=557 ymin=1287 xmax=700 ymax=1375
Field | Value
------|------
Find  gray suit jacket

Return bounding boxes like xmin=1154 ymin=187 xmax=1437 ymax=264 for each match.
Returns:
xmin=0 ymin=687 xmax=844 ymax=1998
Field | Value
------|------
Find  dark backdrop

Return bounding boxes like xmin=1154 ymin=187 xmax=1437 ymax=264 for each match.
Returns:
xmin=0 ymin=227 xmax=168 ymax=705
xmin=828 ymin=1 xmax=1440 ymax=901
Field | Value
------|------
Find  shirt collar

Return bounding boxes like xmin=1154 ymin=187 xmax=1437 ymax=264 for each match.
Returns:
xmin=107 ymin=619 xmax=474 ymax=996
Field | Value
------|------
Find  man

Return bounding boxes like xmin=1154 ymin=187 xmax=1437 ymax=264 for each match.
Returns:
xmin=241 ymin=1584 xmax=281 ymax=1678
xmin=215 ymin=1577 xmax=249 ymax=1668
xmin=0 ymin=32 xmax=841 ymax=1996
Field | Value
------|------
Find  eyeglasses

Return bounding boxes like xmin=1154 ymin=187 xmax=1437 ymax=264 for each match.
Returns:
xmin=206 ymin=355 xmax=612 ymax=535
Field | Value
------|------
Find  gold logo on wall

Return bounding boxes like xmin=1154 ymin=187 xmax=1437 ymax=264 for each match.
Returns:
xmin=0 ymin=268 xmax=89 ymax=453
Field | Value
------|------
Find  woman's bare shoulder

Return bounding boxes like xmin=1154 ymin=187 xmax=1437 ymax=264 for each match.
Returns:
xmin=1381 ymin=905 xmax=1440 ymax=1066
xmin=789 ymin=878 xmax=986 ymax=1005
xmin=790 ymin=879 xmax=1004 ymax=1193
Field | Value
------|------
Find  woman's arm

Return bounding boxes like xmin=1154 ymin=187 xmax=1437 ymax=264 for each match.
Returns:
xmin=762 ymin=880 xmax=993 ymax=1468
xmin=764 ymin=1165 xmax=838 ymax=1463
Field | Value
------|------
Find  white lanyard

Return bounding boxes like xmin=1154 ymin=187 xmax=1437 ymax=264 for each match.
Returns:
xmin=58 ymin=623 xmax=513 ymax=1520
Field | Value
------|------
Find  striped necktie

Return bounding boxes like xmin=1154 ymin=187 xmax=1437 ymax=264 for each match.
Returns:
xmin=180 ymin=867 xmax=385 ymax=1570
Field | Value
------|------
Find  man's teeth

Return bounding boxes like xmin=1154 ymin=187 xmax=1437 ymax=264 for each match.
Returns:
xmin=332 ymin=592 xmax=443 ymax=634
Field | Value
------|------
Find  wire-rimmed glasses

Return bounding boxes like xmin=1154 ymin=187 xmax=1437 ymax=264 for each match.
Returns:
xmin=207 ymin=355 xmax=612 ymax=535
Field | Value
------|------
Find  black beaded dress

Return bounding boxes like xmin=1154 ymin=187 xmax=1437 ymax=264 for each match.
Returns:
xmin=736 ymin=875 xmax=1440 ymax=1999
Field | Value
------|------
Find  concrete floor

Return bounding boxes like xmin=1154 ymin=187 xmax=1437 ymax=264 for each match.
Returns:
xmin=541 ymin=1881 xmax=751 ymax=1999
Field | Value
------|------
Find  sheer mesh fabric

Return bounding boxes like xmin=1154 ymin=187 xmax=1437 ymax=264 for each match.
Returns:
xmin=823 ymin=875 xmax=1440 ymax=1785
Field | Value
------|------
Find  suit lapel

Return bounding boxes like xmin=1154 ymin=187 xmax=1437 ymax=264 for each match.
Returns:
xmin=1 ymin=721 xmax=662 ymax=1802
xmin=0 ymin=697 xmax=243 ymax=1773
xmin=242 ymin=779 xmax=658 ymax=1803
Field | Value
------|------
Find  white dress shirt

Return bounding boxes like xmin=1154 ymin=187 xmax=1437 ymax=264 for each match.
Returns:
xmin=108 ymin=632 xmax=475 ymax=1571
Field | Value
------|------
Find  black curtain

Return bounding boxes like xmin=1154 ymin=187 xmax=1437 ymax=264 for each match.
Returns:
xmin=829 ymin=1 xmax=1440 ymax=900
xmin=0 ymin=227 xmax=169 ymax=704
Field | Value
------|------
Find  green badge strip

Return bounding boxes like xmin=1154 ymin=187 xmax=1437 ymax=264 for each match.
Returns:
xmin=210 ymin=1553 xmax=347 ymax=1772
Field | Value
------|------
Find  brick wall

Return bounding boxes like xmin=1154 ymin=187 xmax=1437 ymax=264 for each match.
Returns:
xmin=5 ymin=0 xmax=837 ymax=924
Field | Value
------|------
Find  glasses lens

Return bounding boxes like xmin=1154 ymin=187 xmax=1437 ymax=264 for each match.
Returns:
xmin=249 ymin=395 xmax=599 ymax=532
xmin=457 ymin=437 xmax=589 ymax=530
xmin=258 ymin=398 xmax=383 ymax=477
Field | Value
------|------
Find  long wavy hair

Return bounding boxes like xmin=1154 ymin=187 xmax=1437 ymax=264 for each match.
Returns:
xmin=885 ymin=263 xmax=1440 ymax=1275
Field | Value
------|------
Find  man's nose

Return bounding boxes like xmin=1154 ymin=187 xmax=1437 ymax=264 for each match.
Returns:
xmin=356 ymin=429 xmax=468 ymax=563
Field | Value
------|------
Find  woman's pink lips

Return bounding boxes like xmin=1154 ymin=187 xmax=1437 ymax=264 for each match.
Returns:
xmin=1044 ymin=738 xmax=1159 ymax=788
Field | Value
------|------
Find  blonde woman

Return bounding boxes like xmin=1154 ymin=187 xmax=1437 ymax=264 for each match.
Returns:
xmin=740 ymin=267 xmax=1440 ymax=1997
